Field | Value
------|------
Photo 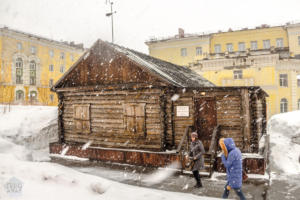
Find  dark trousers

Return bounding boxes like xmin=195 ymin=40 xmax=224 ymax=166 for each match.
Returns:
xmin=222 ymin=182 xmax=246 ymax=200
xmin=192 ymin=170 xmax=202 ymax=186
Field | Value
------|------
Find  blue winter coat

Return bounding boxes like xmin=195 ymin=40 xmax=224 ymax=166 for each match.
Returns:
xmin=221 ymin=138 xmax=243 ymax=189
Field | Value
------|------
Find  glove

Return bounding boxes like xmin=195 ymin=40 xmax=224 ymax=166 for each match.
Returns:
xmin=226 ymin=185 xmax=231 ymax=190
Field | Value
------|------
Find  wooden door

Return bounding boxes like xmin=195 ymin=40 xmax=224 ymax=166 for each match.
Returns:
xmin=194 ymin=97 xmax=217 ymax=151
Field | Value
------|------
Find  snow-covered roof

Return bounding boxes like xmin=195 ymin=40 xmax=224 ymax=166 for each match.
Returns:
xmin=112 ymin=43 xmax=215 ymax=88
xmin=53 ymin=39 xmax=215 ymax=90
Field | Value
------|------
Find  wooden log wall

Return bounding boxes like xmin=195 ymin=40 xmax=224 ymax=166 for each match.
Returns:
xmin=249 ymin=92 xmax=265 ymax=153
xmin=166 ymin=89 xmax=246 ymax=151
xmin=61 ymin=88 xmax=164 ymax=151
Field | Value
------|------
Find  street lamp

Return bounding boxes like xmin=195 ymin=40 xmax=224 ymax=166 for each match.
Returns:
xmin=106 ymin=1 xmax=116 ymax=43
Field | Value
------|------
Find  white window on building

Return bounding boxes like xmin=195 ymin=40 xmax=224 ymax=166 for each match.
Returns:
xmin=17 ymin=42 xmax=22 ymax=51
xmin=238 ymin=42 xmax=246 ymax=51
xmin=279 ymin=74 xmax=288 ymax=87
xmin=276 ymin=38 xmax=284 ymax=48
xmin=263 ymin=40 xmax=270 ymax=49
xmin=214 ymin=44 xmax=221 ymax=53
xmin=29 ymin=61 xmax=36 ymax=85
xmin=180 ymin=48 xmax=187 ymax=57
xmin=298 ymin=99 xmax=300 ymax=110
xmin=298 ymin=75 xmax=300 ymax=87
xmin=50 ymin=94 xmax=54 ymax=102
xmin=196 ymin=47 xmax=202 ymax=55
xmin=251 ymin=41 xmax=258 ymax=50
xmin=60 ymin=65 xmax=65 ymax=73
xmin=233 ymin=70 xmax=243 ymax=79
xmin=226 ymin=43 xmax=233 ymax=52
xmin=49 ymin=64 xmax=54 ymax=72
xmin=29 ymin=91 xmax=37 ymax=101
xmin=280 ymin=98 xmax=288 ymax=113
xmin=298 ymin=36 xmax=300 ymax=46
xmin=16 ymin=90 xmax=24 ymax=101
xmin=60 ymin=52 xmax=65 ymax=59
xmin=49 ymin=79 xmax=54 ymax=87
xmin=31 ymin=46 xmax=37 ymax=54
xmin=16 ymin=58 xmax=23 ymax=84
xmin=49 ymin=50 xmax=54 ymax=58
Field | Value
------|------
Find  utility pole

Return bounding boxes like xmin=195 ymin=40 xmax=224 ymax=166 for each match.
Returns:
xmin=106 ymin=1 xmax=116 ymax=43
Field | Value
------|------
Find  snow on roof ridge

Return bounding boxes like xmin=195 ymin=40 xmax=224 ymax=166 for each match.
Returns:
xmin=113 ymin=45 xmax=184 ymax=87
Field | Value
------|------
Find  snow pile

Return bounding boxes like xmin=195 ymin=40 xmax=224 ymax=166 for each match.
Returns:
xmin=0 ymin=105 xmax=222 ymax=200
xmin=0 ymin=140 xmax=222 ymax=200
xmin=268 ymin=110 xmax=300 ymax=175
xmin=0 ymin=105 xmax=58 ymax=161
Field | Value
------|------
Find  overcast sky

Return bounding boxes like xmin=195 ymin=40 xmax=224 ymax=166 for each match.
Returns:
xmin=1 ymin=0 xmax=300 ymax=53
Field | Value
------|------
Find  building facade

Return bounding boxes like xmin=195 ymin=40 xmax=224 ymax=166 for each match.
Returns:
xmin=0 ymin=27 xmax=85 ymax=106
xmin=146 ymin=23 xmax=300 ymax=117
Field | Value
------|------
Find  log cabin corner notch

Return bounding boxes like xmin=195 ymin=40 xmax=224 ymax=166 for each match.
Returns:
xmin=50 ymin=39 xmax=268 ymax=174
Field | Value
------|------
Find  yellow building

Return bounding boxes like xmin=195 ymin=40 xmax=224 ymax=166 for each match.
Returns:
xmin=146 ymin=23 xmax=300 ymax=117
xmin=0 ymin=27 xmax=85 ymax=106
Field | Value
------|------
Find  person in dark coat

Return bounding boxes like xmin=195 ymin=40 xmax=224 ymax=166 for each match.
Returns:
xmin=219 ymin=138 xmax=246 ymax=200
xmin=189 ymin=132 xmax=205 ymax=188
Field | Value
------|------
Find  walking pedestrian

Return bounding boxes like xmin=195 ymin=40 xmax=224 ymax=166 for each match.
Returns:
xmin=189 ymin=132 xmax=205 ymax=188
xmin=219 ymin=138 xmax=246 ymax=200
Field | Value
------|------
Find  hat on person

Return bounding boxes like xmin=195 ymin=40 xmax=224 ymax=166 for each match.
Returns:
xmin=191 ymin=132 xmax=198 ymax=138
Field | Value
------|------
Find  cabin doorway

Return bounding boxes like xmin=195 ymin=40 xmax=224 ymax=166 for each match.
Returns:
xmin=194 ymin=97 xmax=217 ymax=151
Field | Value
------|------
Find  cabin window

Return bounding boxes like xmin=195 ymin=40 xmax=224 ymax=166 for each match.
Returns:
xmin=280 ymin=98 xmax=288 ymax=113
xmin=73 ymin=104 xmax=90 ymax=133
xmin=123 ymin=103 xmax=145 ymax=135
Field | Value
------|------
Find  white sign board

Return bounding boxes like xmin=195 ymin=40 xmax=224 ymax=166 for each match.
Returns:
xmin=176 ymin=106 xmax=189 ymax=117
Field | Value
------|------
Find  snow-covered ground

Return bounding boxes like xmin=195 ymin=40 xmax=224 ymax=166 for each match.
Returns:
xmin=268 ymin=110 xmax=300 ymax=176
xmin=0 ymin=105 xmax=222 ymax=200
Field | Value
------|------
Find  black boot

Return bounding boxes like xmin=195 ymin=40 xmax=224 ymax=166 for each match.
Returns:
xmin=192 ymin=170 xmax=203 ymax=188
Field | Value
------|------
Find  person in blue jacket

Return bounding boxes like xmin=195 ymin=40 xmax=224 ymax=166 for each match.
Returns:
xmin=219 ymin=138 xmax=246 ymax=200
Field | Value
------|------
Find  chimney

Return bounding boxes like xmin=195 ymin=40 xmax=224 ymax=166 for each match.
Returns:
xmin=178 ymin=28 xmax=185 ymax=38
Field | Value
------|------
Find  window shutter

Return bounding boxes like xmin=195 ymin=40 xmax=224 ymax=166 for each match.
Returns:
xmin=123 ymin=103 xmax=146 ymax=135
xmin=73 ymin=104 xmax=90 ymax=134
xmin=135 ymin=104 xmax=145 ymax=133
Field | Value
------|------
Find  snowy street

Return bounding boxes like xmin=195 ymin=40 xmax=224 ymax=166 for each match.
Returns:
xmin=1 ymin=105 xmax=300 ymax=200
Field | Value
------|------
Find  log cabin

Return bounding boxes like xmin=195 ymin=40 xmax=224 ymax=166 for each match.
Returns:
xmin=50 ymin=39 xmax=268 ymax=175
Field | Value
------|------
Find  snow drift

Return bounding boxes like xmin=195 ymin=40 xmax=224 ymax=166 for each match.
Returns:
xmin=268 ymin=110 xmax=300 ymax=175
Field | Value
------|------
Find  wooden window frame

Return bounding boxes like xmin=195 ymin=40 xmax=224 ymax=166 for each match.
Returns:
xmin=123 ymin=103 xmax=146 ymax=137
xmin=73 ymin=104 xmax=91 ymax=134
